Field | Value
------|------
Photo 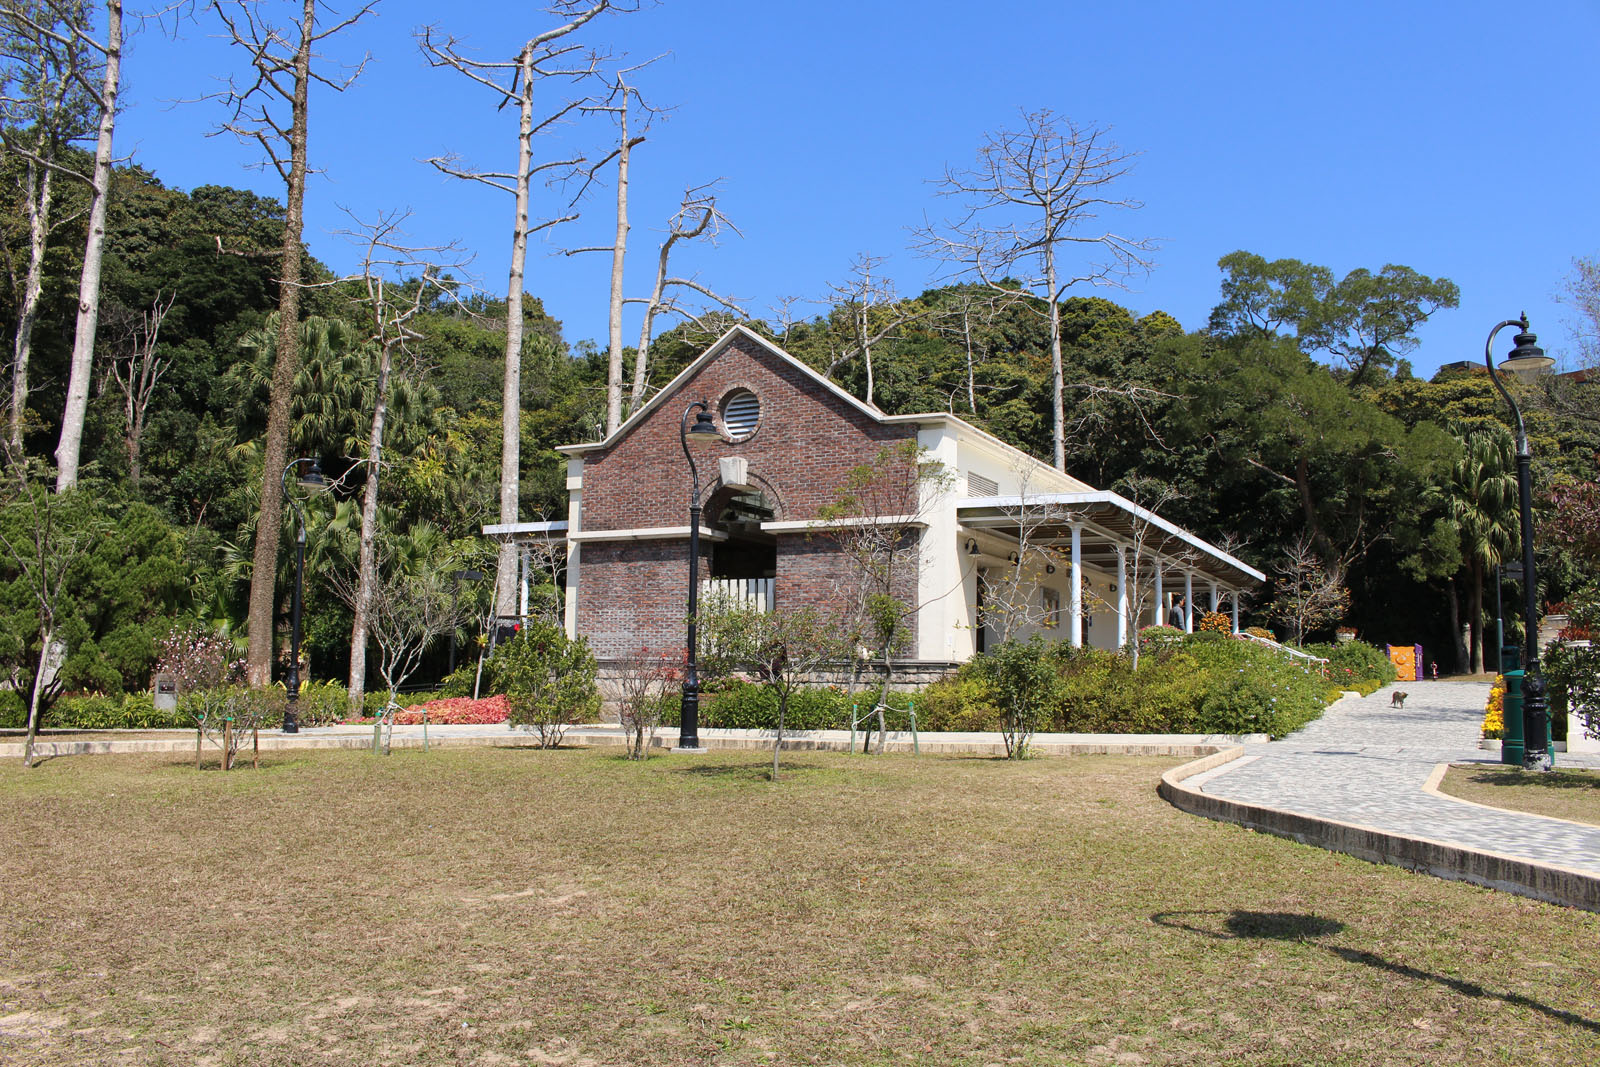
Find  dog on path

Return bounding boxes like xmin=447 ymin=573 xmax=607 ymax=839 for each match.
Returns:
xmin=1390 ymin=691 xmax=1408 ymax=708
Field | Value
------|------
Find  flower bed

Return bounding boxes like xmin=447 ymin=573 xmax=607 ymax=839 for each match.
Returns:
xmin=353 ymin=694 xmax=511 ymax=726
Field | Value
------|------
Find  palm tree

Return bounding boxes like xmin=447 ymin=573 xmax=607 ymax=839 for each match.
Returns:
xmin=1430 ymin=424 xmax=1518 ymax=674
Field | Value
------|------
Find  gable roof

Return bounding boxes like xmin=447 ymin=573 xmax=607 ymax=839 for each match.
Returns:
xmin=555 ymin=324 xmax=886 ymax=456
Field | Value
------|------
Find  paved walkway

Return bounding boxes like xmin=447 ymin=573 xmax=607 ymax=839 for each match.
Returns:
xmin=1189 ymin=680 xmax=1600 ymax=877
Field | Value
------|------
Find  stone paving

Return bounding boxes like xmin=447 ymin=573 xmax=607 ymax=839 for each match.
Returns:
xmin=1192 ymin=680 xmax=1600 ymax=876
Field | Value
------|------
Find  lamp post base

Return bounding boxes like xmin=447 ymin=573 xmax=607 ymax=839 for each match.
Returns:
xmin=671 ymin=746 xmax=708 ymax=754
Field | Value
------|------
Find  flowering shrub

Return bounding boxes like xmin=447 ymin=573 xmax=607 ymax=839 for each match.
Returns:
xmin=1244 ymin=626 xmax=1275 ymax=641
xmin=1197 ymin=611 xmax=1231 ymax=634
xmin=1482 ymin=675 xmax=1506 ymax=739
xmin=354 ymin=694 xmax=512 ymax=725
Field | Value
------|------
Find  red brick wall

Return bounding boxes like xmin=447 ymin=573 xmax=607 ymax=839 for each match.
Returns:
xmin=573 ymin=334 xmax=921 ymax=660
xmin=579 ymin=335 xmax=914 ymax=529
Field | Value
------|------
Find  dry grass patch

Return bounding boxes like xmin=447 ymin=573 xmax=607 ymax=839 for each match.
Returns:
xmin=1440 ymin=764 xmax=1600 ymax=825
xmin=1 ymin=747 xmax=1598 ymax=1065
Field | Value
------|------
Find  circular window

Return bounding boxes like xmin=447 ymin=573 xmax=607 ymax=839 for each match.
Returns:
xmin=721 ymin=389 xmax=761 ymax=440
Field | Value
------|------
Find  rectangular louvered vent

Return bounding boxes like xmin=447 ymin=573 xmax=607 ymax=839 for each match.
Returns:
xmin=968 ymin=472 xmax=999 ymax=498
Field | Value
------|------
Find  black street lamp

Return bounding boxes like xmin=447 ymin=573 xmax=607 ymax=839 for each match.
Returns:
xmin=281 ymin=458 xmax=326 ymax=734
xmin=1484 ymin=315 xmax=1555 ymax=771
xmin=678 ymin=400 xmax=719 ymax=751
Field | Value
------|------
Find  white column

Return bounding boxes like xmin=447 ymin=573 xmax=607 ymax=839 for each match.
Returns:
xmin=1116 ymin=545 xmax=1128 ymax=649
xmin=1184 ymin=572 xmax=1194 ymax=633
xmin=1232 ymin=591 xmax=1241 ymax=634
xmin=518 ymin=544 xmax=529 ymax=618
xmin=1210 ymin=580 xmax=1219 ymax=614
xmin=1069 ymin=524 xmax=1084 ymax=648
xmin=1154 ymin=565 xmax=1164 ymax=628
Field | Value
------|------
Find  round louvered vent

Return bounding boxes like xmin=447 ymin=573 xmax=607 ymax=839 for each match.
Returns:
xmin=721 ymin=389 xmax=761 ymax=440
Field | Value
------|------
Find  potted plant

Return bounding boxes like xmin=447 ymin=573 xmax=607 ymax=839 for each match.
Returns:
xmin=1335 ymin=626 xmax=1357 ymax=644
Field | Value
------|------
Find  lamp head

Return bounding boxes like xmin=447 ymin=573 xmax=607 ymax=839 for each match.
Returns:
xmin=685 ymin=407 xmax=719 ymax=447
xmin=298 ymin=460 xmax=329 ymax=493
xmin=1501 ymin=317 xmax=1553 ymax=382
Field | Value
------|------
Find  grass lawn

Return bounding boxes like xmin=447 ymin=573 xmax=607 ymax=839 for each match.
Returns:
xmin=1440 ymin=764 xmax=1600 ymax=826
xmin=2 ymin=748 xmax=1599 ymax=1066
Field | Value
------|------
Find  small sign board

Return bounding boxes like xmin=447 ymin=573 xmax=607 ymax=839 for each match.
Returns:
xmin=153 ymin=672 xmax=178 ymax=712
xmin=1503 ymin=563 xmax=1526 ymax=580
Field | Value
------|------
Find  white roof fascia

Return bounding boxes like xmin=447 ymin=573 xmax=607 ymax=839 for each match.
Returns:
xmin=568 ymin=526 xmax=729 ymax=543
xmin=555 ymin=324 xmax=887 ymax=456
xmin=760 ymin=515 xmax=926 ymax=533
xmin=958 ymin=490 xmax=1266 ymax=583
xmin=482 ymin=521 xmax=569 ymax=537
xmin=880 ymin=411 xmax=1091 ymax=493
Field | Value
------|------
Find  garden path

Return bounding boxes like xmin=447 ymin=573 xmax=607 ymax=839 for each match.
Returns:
xmin=1190 ymin=680 xmax=1600 ymax=876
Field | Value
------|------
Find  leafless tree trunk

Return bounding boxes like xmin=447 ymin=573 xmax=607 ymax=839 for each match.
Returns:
xmin=13 ymin=0 xmax=118 ymax=490
xmin=625 ymin=182 xmax=740 ymax=411
xmin=105 ymin=289 xmax=173 ymax=486
xmin=823 ymin=254 xmax=929 ymax=408
xmin=0 ymin=2 xmax=94 ymax=451
xmin=334 ymin=209 xmax=465 ymax=713
xmin=219 ymin=0 xmax=377 ymax=685
xmin=421 ymin=1 xmax=623 ymax=620
xmin=913 ymin=109 xmax=1155 ymax=471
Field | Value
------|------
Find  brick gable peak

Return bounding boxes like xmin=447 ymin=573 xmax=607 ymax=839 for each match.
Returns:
xmin=556 ymin=324 xmax=886 ymax=456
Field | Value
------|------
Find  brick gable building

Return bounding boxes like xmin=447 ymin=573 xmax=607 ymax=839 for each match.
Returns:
xmin=487 ymin=326 xmax=1264 ymax=677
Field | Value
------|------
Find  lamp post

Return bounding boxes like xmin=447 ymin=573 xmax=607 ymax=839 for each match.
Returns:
xmin=1484 ymin=315 xmax=1554 ymax=771
xmin=281 ymin=458 xmax=326 ymax=733
xmin=678 ymin=400 xmax=719 ymax=751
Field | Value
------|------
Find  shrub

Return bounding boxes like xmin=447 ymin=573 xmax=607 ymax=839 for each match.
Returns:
xmin=1197 ymin=611 xmax=1231 ymax=634
xmin=1244 ymin=626 xmax=1275 ymax=641
xmin=49 ymin=691 xmax=188 ymax=729
xmin=977 ymin=636 xmax=1058 ymax=758
xmin=293 ymin=680 xmax=349 ymax=727
xmin=488 ymin=620 xmax=599 ymax=747
xmin=1303 ymin=639 xmax=1397 ymax=690
xmin=0 ymin=690 xmax=24 ymax=728
xmin=915 ymin=675 xmax=1001 ymax=732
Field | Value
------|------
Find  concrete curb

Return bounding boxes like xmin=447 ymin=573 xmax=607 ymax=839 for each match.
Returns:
xmin=1158 ymin=749 xmax=1600 ymax=914
xmin=0 ymin=726 xmax=1257 ymax=762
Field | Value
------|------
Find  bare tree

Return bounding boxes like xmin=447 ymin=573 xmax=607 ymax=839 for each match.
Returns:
xmin=333 ymin=208 xmax=468 ymax=715
xmin=420 ymin=0 xmax=627 ymax=621
xmin=215 ymin=0 xmax=378 ymax=684
xmin=332 ymin=540 xmax=470 ymax=755
xmin=913 ymin=108 xmax=1156 ymax=470
xmin=821 ymin=253 xmax=931 ymax=406
xmin=612 ymin=644 xmax=675 ymax=760
xmin=701 ymin=605 xmax=840 ymax=781
xmin=622 ymin=181 xmax=741 ymax=411
xmin=104 ymin=289 xmax=173 ymax=486
xmin=1266 ymin=535 xmax=1350 ymax=645
xmin=932 ymin=287 xmax=1015 ymax=414
xmin=1561 ymin=254 xmax=1599 ymax=368
xmin=976 ymin=462 xmax=1079 ymax=645
xmin=564 ymin=62 xmax=654 ymax=435
xmin=815 ymin=441 xmax=951 ymax=752
xmin=0 ymin=0 xmax=121 ymax=489
xmin=1113 ymin=478 xmax=1199 ymax=669
xmin=0 ymin=0 xmax=96 ymax=453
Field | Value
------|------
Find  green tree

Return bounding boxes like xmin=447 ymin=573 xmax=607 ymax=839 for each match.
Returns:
xmin=1428 ymin=424 xmax=1518 ymax=673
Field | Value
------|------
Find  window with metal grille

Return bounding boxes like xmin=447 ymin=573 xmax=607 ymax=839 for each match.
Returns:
xmin=722 ymin=389 xmax=760 ymax=439
xmin=968 ymin=472 xmax=999 ymax=498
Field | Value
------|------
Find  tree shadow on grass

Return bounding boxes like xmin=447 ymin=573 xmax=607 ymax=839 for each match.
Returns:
xmin=1459 ymin=767 xmax=1600 ymax=791
xmin=1151 ymin=909 xmax=1600 ymax=1034
xmin=671 ymin=760 xmax=829 ymax=781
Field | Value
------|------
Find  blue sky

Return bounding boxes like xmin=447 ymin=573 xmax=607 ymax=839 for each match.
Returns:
xmin=114 ymin=1 xmax=1600 ymax=375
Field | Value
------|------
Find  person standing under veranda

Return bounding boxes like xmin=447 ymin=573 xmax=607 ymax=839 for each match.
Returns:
xmin=1168 ymin=595 xmax=1187 ymax=629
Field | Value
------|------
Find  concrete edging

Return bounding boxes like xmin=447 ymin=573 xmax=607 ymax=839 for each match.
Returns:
xmin=1158 ymin=748 xmax=1600 ymax=914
